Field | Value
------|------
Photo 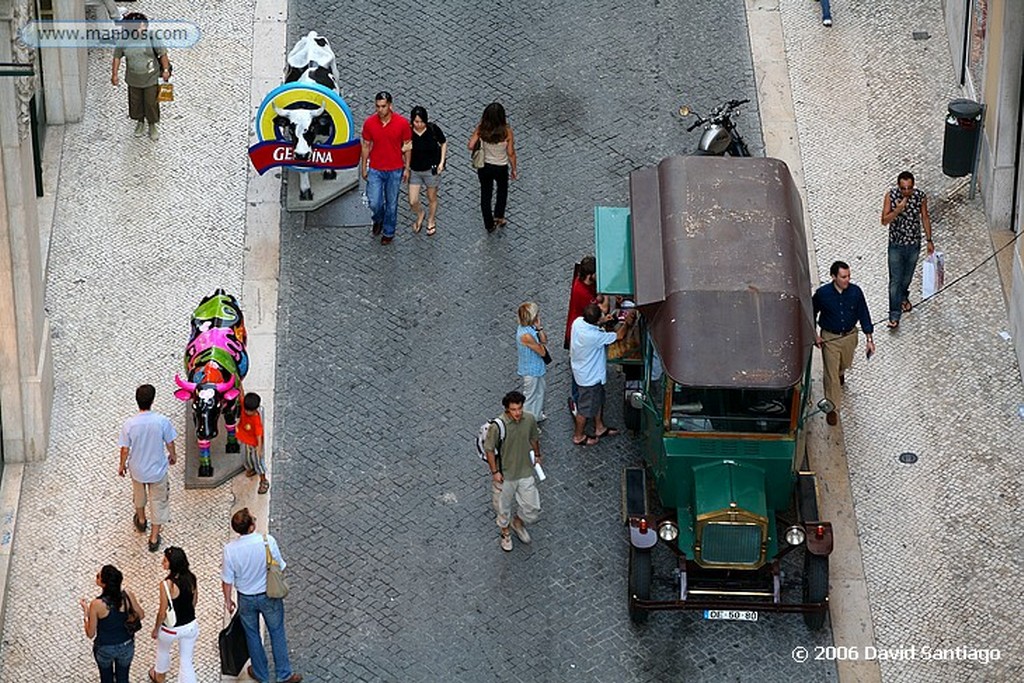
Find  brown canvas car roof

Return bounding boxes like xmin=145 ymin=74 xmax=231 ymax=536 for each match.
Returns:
xmin=628 ymin=156 xmax=814 ymax=389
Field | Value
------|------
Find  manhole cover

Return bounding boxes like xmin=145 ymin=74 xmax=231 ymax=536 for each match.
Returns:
xmin=898 ymin=452 xmax=918 ymax=464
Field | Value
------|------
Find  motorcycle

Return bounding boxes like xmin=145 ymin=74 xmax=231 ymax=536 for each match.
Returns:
xmin=678 ymin=99 xmax=752 ymax=156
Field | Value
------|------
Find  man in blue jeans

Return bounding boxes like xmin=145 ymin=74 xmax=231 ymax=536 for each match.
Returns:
xmin=222 ymin=507 xmax=302 ymax=683
xmin=360 ymin=91 xmax=411 ymax=245
xmin=815 ymin=0 xmax=833 ymax=27
xmin=881 ymin=171 xmax=935 ymax=328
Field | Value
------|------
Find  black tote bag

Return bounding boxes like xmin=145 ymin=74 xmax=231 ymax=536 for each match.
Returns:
xmin=218 ymin=612 xmax=250 ymax=676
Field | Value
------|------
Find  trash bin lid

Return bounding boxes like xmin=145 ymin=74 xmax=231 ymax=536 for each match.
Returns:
xmin=948 ymin=98 xmax=982 ymax=119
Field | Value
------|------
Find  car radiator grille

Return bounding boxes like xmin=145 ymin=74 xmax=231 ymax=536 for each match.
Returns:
xmin=701 ymin=523 xmax=762 ymax=564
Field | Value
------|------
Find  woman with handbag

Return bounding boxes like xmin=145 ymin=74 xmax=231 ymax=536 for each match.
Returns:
xmin=467 ymin=102 xmax=518 ymax=232
xmin=517 ymin=302 xmax=548 ymax=422
xmin=79 ymin=565 xmax=144 ymax=683
xmin=148 ymin=547 xmax=199 ymax=683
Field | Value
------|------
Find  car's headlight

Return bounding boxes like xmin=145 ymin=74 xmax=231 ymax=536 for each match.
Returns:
xmin=785 ymin=525 xmax=806 ymax=546
xmin=658 ymin=520 xmax=679 ymax=542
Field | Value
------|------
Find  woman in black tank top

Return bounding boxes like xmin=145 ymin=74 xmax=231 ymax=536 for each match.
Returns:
xmin=80 ymin=564 xmax=143 ymax=683
xmin=148 ymin=547 xmax=199 ymax=683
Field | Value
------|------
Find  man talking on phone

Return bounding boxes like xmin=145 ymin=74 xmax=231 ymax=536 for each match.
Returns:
xmin=812 ymin=261 xmax=875 ymax=426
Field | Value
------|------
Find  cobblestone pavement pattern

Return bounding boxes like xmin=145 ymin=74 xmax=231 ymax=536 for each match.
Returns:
xmin=780 ymin=1 xmax=1023 ymax=680
xmin=273 ymin=0 xmax=835 ymax=681
xmin=0 ymin=0 xmax=257 ymax=680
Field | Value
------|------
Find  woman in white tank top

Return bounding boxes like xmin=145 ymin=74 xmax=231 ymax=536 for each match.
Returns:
xmin=467 ymin=102 xmax=518 ymax=232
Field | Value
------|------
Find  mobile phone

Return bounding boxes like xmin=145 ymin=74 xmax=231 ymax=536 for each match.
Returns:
xmin=431 ymin=165 xmax=438 ymax=175
xmin=866 ymin=348 xmax=874 ymax=360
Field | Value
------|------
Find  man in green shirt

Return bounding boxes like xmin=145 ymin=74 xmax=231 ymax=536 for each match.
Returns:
xmin=484 ymin=390 xmax=543 ymax=552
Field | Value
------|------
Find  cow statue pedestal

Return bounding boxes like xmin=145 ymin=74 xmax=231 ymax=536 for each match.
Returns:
xmin=284 ymin=167 xmax=358 ymax=212
xmin=184 ymin=417 xmax=246 ymax=490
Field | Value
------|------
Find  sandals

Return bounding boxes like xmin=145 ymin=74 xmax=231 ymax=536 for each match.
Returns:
xmin=148 ymin=669 xmax=160 ymax=683
xmin=573 ymin=436 xmax=599 ymax=447
xmin=901 ymin=300 xmax=913 ymax=313
xmin=258 ymin=480 xmax=270 ymax=495
xmin=595 ymin=427 xmax=620 ymax=438
xmin=412 ymin=213 xmax=425 ymax=233
xmin=887 ymin=320 xmax=899 ymax=329
xmin=426 ymin=224 xmax=436 ymax=236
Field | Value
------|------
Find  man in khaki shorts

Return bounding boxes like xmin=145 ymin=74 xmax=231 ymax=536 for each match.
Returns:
xmin=118 ymin=384 xmax=177 ymax=552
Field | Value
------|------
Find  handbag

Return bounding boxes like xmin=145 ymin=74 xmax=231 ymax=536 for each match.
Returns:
xmin=264 ymin=535 xmax=289 ymax=599
xmin=122 ymin=593 xmax=143 ymax=635
xmin=471 ymin=139 xmax=485 ymax=170
xmin=218 ymin=612 xmax=250 ymax=676
xmin=157 ymin=83 xmax=174 ymax=102
xmin=162 ymin=580 xmax=177 ymax=627
xmin=541 ymin=348 xmax=552 ymax=365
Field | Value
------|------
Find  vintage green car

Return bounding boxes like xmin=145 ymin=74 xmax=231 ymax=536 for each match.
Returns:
xmin=595 ymin=155 xmax=834 ymax=629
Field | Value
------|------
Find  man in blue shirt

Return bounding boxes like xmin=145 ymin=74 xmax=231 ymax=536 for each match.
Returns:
xmin=118 ymin=384 xmax=177 ymax=551
xmin=569 ymin=303 xmax=634 ymax=445
xmin=812 ymin=261 xmax=875 ymax=426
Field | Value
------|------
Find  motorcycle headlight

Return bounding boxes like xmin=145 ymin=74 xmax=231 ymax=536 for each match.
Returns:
xmin=658 ymin=520 xmax=679 ymax=542
xmin=785 ymin=525 xmax=806 ymax=546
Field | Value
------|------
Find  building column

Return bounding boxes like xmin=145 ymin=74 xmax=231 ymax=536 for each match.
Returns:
xmin=0 ymin=0 xmax=53 ymax=462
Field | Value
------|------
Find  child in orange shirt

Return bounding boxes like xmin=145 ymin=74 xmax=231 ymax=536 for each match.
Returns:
xmin=237 ymin=392 xmax=268 ymax=494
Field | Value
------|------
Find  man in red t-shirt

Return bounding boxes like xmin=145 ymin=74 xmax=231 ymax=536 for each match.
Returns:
xmin=360 ymin=91 xmax=411 ymax=244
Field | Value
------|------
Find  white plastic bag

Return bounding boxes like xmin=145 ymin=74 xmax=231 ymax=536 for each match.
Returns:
xmin=922 ymin=251 xmax=945 ymax=299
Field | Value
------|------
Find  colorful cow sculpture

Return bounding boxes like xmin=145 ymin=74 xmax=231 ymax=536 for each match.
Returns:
xmin=174 ymin=290 xmax=249 ymax=477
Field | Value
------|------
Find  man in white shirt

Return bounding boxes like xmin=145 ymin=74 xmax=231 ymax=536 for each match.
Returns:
xmin=221 ymin=508 xmax=302 ymax=683
xmin=118 ymin=384 xmax=177 ymax=552
xmin=569 ymin=303 xmax=633 ymax=446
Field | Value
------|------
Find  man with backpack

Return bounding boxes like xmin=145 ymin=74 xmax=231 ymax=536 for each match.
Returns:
xmin=482 ymin=390 xmax=543 ymax=552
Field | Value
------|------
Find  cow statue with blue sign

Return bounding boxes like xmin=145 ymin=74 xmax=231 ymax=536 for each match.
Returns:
xmin=273 ymin=31 xmax=341 ymax=201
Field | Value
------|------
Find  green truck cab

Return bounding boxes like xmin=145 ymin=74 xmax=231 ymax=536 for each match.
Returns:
xmin=596 ymin=156 xmax=835 ymax=629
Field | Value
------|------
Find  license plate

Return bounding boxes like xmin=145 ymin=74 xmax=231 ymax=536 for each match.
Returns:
xmin=703 ymin=609 xmax=758 ymax=622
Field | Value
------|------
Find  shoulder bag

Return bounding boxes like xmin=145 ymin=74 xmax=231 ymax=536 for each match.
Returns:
xmin=123 ymin=592 xmax=143 ymax=635
xmin=162 ymin=580 xmax=177 ymax=627
xmin=471 ymin=138 xmax=485 ymax=170
xmin=264 ymin=535 xmax=289 ymax=599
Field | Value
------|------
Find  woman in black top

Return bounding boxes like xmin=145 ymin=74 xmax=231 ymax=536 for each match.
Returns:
xmin=80 ymin=564 xmax=144 ymax=683
xmin=148 ymin=547 xmax=199 ymax=683
xmin=406 ymin=106 xmax=447 ymax=236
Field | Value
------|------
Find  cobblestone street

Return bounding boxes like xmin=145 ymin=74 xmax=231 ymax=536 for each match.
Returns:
xmin=273 ymin=0 xmax=835 ymax=680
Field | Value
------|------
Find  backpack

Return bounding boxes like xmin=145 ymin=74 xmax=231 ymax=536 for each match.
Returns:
xmin=475 ymin=418 xmax=506 ymax=469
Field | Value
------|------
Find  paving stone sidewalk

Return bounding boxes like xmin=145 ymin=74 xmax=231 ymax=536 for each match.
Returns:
xmin=781 ymin=1 xmax=1024 ymax=680
xmin=0 ymin=2 xmax=265 ymax=680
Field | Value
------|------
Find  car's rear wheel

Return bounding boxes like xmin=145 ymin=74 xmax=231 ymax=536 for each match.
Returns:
xmin=802 ymin=553 xmax=829 ymax=630
xmin=628 ymin=546 xmax=652 ymax=624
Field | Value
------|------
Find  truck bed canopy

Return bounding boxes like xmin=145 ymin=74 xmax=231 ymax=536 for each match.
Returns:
xmin=626 ymin=156 xmax=814 ymax=389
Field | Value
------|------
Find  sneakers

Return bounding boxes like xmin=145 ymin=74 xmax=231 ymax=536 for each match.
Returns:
xmin=823 ymin=18 xmax=833 ymax=26
xmin=499 ymin=531 xmax=512 ymax=552
xmin=511 ymin=518 xmax=531 ymax=544
xmin=133 ymin=120 xmax=145 ymax=137
xmin=148 ymin=534 xmax=161 ymax=552
xmin=148 ymin=123 xmax=160 ymax=141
